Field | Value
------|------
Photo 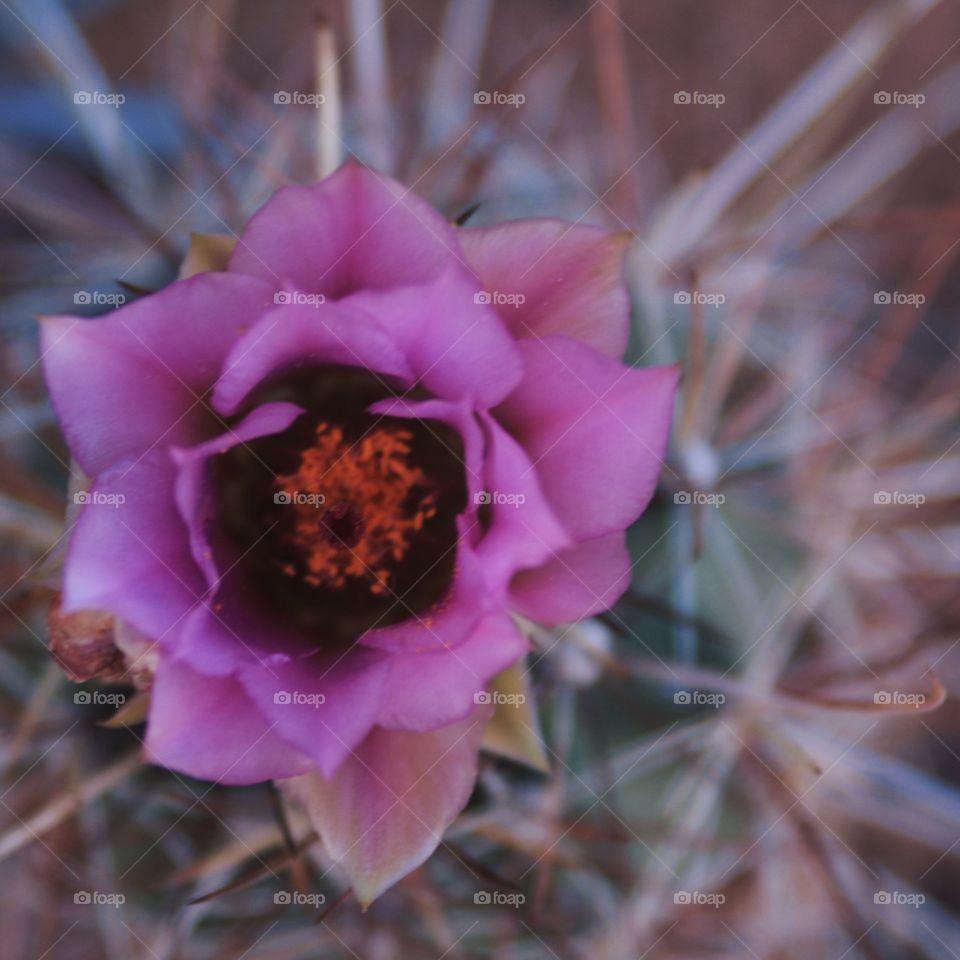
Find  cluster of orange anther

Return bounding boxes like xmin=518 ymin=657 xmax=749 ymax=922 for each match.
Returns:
xmin=274 ymin=422 xmax=437 ymax=595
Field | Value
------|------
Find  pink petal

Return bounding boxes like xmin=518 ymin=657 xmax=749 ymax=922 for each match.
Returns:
xmin=41 ymin=273 xmax=275 ymax=475
xmin=360 ymin=537 xmax=495 ymax=653
xmin=282 ymin=707 xmax=491 ymax=906
xmin=173 ymin=402 xmax=305 ymax=587
xmin=61 ymin=451 xmax=204 ymax=644
xmin=145 ymin=657 xmax=313 ymax=785
xmin=460 ymin=220 xmax=631 ymax=357
xmin=510 ymin=532 xmax=632 ymax=625
xmin=377 ymin=614 xmax=528 ymax=732
xmin=344 ymin=265 xmax=523 ymax=407
xmin=473 ymin=412 xmax=571 ymax=592
xmin=238 ymin=647 xmax=391 ymax=779
xmin=367 ymin=395 xmax=485 ymax=513
xmin=229 ymin=161 xmax=462 ymax=298
xmin=172 ymin=581 xmax=316 ymax=676
xmin=496 ymin=337 xmax=679 ymax=541
xmin=370 ymin=399 xmax=570 ymax=599
xmin=211 ymin=300 xmax=413 ymax=417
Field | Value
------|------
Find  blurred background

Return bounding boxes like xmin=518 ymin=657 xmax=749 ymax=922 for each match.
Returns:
xmin=2 ymin=0 xmax=960 ymax=957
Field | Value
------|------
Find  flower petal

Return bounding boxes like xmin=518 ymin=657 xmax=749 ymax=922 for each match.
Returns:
xmin=459 ymin=220 xmax=631 ymax=357
xmin=282 ymin=707 xmax=491 ymax=906
xmin=474 ymin=412 xmax=571 ymax=591
xmin=509 ymin=532 xmax=631 ymax=625
xmin=344 ymin=266 xmax=523 ymax=407
xmin=377 ymin=614 xmax=528 ymax=732
xmin=238 ymin=647 xmax=391 ymax=779
xmin=61 ymin=450 xmax=204 ymax=644
xmin=145 ymin=657 xmax=313 ymax=785
xmin=367 ymin=395 xmax=485 ymax=511
xmin=172 ymin=401 xmax=305 ymax=587
xmin=360 ymin=538 xmax=495 ymax=653
xmin=211 ymin=300 xmax=413 ymax=417
xmin=496 ymin=337 xmax=679 ymax=541
xmin=41 ymin=273 xmax=276 ymax=476
xmin=372 ymin=398 xmax=572 ymax=594
xmin=229 ymin=161 xmax=462 ymax=298
xmin=172 ymin=582 xmax=314 ymax=676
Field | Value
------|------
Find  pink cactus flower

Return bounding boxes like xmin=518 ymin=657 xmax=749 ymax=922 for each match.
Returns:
xmin=42 ymin=162 xmax=678 ymax=903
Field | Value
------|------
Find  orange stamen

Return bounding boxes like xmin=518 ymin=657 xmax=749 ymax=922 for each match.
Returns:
xmin=274 ymin=423 xmax=437 ymax=595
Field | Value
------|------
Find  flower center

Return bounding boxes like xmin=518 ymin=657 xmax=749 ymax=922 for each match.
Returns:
xmin=274 ymin=423 xmax=439 ymax=597
xmin=213 ymin=367 xmax=466 ymax=644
